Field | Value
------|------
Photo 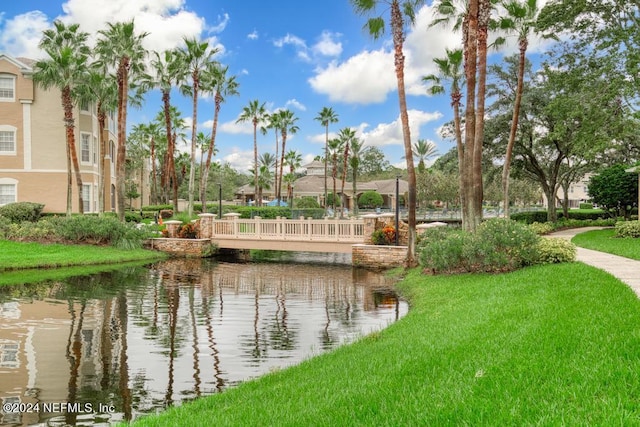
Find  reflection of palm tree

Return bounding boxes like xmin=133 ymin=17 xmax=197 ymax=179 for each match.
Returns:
xmin=117 ymin=292 xmax=132 ymax=421
xmin=164 ymin=287 xmax=180 ymax=407
xmin=189 ymin=287 xmax=201 ymax=397
xmin=202 ymin=293 xmax=225 ymax=392
xmin=66 ymin=299 xmax=86 ymax=425
xmin=100 ymin=299 xmax=114 ymax=391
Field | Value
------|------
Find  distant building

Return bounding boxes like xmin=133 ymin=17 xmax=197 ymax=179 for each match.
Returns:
xmin=0 ymin=53 xmax=148 ymax=213
xmin=235 ymin=160 xmax=408 ymax=212
xmin=541 ymin=174 xmax=592 ymax=209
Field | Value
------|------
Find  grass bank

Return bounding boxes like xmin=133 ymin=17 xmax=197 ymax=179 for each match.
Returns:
xmin=572 ymin=228 xmax=640 ymax=260
xmin=0 ymin=240 xmax=165 ymax=272
xmin=131 ymin=263 xmax=640 ymax=426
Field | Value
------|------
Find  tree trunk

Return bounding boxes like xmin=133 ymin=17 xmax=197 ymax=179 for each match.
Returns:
xmin=324 ymin=126 xmax=329 ymax=211
xmin=201 ymin=94 xmax=221 ymax=212
xmin=502 ymin=40 xmax=528 ymax=219
xmin=62 ymin=85 xmax=84 ymax=214
xmin=253 ymin=119 xmax=260 ymax=207
xmin=188 ymin=71 xmax=199 ymax=217
xmin=116 ymin=60 xmax=129 ymax=221
xmin=97 ymin=104 xmax=106 ymax=216
xmin=278 ymin=132 xmax=287 ymax=201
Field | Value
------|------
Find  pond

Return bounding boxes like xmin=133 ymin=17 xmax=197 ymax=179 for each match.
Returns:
xmin=0 ymin=256 xmax=407 ymax=426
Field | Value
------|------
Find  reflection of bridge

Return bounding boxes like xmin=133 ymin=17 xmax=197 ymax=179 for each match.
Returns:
xmin=199 ymin=214 xmax=367 ymax=253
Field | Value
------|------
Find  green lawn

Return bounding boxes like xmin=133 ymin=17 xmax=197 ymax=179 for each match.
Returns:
xmin=0 ymin=239 xmax=165 ymax=272
xmin=130 ymin=263 xmax=640 ymax=426
xmin=572 ymin=228 xmax=640 ymax=260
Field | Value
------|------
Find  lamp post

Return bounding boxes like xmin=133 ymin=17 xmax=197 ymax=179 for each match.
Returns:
xmin=626 ymin=165 xmax=640 ymax=213
xmin=395 ymin=175 xmax=400 ymax=246
xmin=241 ymin=189 xmax=245 ymax=206
xmin=218 ymin=183 xmax=222 ymax=218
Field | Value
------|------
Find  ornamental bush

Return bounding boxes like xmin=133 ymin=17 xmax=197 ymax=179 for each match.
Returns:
xmin=528 ymin=222 xmax=554 ymax=235
xmin=615 ymin=220 xmax=640 ymax=238
xmin=358 ymin=191 xmax=383 ymax=209
xmin=535 ymin=238 xmax=576 ymax=264
xmin=0 ymin=202 xmax=45 ymax=223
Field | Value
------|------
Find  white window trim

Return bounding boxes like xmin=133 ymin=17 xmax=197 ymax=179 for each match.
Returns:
xmin=0 ymin=74 xmax=16 ymax=103
xmin=82 ymin=184 xmax=91 ymax=213
xmin=80 ymin=132 xmax=92 ymax=165
xmin=0 ymin=125 xmax=17 ymax=156
xmin=0 ymin=178 xmax=18 ymax=206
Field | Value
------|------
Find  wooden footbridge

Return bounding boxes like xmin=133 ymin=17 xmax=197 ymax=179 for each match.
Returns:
xmin=185 ymin=213 xmax=369 ymax=253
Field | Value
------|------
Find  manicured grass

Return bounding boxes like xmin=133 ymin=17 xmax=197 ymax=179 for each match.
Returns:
xmin=0 ymin=239 xmax=165 ymax=272
xmin=130 ymin=263 xmax=640 ymax=426
xmin=572 ymin=229 xmax=640 ymax=260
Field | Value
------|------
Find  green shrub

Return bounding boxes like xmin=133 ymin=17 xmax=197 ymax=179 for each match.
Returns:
xmin=0 ymin=202 xmax=45 ymax=223
xmin=125 ymin=212 xmax=142 ymax=223
xmin=615 ymin=220 xmax=640 ymax=238
xmin=159 ymin=209 xmax=174 ymax=219
xmin=49 ymin=216 xmax=149 ymax=248
xmin=294 ymin=197 xmax=320 ymax=209
xmin=535 ymin=238 xmax=577 ymax=264
xmin=511 ymin=211 xmax=549 ymax=224
xmin=0 ymin=215 xmax=10 ymax=238
xmin=528 ymin=222 xmax=554 ymax=235
xmin=142 ymin=204 xmax=174 ymax=211
xmin=2 ymin=219 xmax=57 ymax=241
xmin=579 ymin=202 xmax=593 ymax=209
xmin=358 ymin=191 xmax=383 ymax=209
xmin=418 ymin=219 xmax=540 ymax=274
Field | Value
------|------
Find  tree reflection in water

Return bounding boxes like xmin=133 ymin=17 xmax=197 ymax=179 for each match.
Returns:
xmin=0 ymin=258 xmax=406 ymax=426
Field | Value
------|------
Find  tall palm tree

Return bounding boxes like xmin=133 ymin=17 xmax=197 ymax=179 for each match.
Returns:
xmin=327 ymin=137 xmax=343 ymax=214
xmin=276 ymin=109 xmax=299 ymax=201
xmin=412 ymin=139 xmax=439 ymax=172
xmin=284 ymin=150 xmax=303 ymax=201
xmin=423 ymin=48 xmax=465 ymax=212
xmin=33 ymin=20 xmax=90 ymax=216
xmin=237 ymin=100 xmax=268 ymax=206
xmin=314 ymin=107 xmax=339 ymax=211
xmin=177 ymin=37 xmax=219 ymax=216
xmin=263 ymin=113 xmax=282 ymax=198
xmin=258 ymin=152 xmax=276 ymax=202
xmin=498 ymin=0 xmax=548 ymax=218
xmin=337 ymin=128 xmax=357 ymax=217
xmin=143 ymin=49 xmax=185 ymax=212
xmin=350 ymin=138 xmax=364 ymax=215
xmin=201 ymin=64 xmax=239 ymax=210
xmin=351 ymin=0 xmax=425 ymax=265
xmin=96 ymin=20 xmax=148 ymax=221
xmin=155 ymin=107 xmax=187 ymax=205
xmin=131 ymin=122 xmax=162 ymax=205
xmin=77 ymin=67 xmax=118 ymax=215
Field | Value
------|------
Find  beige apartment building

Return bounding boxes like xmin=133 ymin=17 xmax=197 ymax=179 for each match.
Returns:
xmin=0 ymin=53 xmax=142 ymax=213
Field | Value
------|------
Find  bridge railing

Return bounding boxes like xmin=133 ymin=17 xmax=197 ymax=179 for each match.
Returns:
xmin=200 ymin=214 xmax=366 ymax=242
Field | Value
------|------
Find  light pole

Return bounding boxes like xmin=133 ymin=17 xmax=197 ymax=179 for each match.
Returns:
xmin=395 ymin=175 xmax=400 ymax=246
xmin=218 ymin=183 xmax=222 ymax=218
xmin=241 ymin=189 xmax=245 ymax=206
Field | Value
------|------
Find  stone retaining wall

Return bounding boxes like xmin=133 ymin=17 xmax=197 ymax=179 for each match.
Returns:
xmin=352 ymin=244 xmax=407 ymax=270
xmin=147 ymin=238 xmax=216 ymax=257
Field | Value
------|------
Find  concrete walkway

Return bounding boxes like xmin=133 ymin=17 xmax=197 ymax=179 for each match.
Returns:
xmin=548 ymin=227 xmax=640 ymax=297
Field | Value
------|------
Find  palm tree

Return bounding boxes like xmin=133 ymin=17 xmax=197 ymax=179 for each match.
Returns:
xmin=284 ymin=150 xmax=303 ymax=201
xmin=33 ymin=20 xmax=90 ymax=216
xmin=350 ymin=0 xmax=425 ymax=265
xmin=201 ymin=64 xmax=239 ymax=210
xmin=412 ymin=139 xmax=439 ymax=172
xmin=155 ymin=107 xmax=187 ymax=205
xmin=96 ymin=20 xmax=148 ymax=221
xmin=349 ymin=138 xmax=364 ymax=215
xmin=177 ymin=37 xmax=219 ymax=216
xmin=131 ymin=122 xmax=161 ymax=205
xmin=314 ymin=107 xmax=339 ymax=211
xmin=423 ymin=48 xmax=465 ymax=212
xmin=258 ymin=152 xmax=276 ymax=202
xmin=263 ymin=113 xmax=283 ymax=198
xmin=498 ymin=0 xmax=548 ymax=218
xmin=275 ymin=109 xmax=299 ymax=201
xmin=327 ymin=137 xmax=343 ymax=214
xmin=77 ymin=67 xmax=118 ymax=215
xmin=337 ymin=128 xmax=357 ymax=217
xmin=143 ymin=49 xmax=185 ymax=212
xmin=237 ymin=100 xmax=267 ymax=206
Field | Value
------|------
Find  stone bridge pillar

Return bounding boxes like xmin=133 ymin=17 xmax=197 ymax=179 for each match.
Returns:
xmin=198 ymin=213 xmax=216 ymax=238
xmin=362 ymin=214 xmax=379 ymax=244
xmin=164 ymin=220 xmax=182 ymax=238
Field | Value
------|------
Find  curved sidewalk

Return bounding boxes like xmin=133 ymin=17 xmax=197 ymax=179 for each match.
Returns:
xmin=548 ymin=228 xmax=640 ymax=297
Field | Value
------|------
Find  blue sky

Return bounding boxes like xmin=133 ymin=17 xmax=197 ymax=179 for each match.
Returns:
xmin=0 ymin=0 xmax=552 ymax=172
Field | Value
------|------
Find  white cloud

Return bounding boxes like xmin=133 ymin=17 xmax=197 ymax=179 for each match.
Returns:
xmin=285 ymin=98 xmax=307 ymax=111
xmin=209 ymin=13 xmax=229 ymax=34
xmin=223 ymin=148 xmax=254 ymax=172
xmin=312 ymin=31 xmax=342 ymax=57
xmin=359 ymin=109 xmax=443 ymax=147
xmin=247 ymin=30 xmax=258 ymax=40
xmin=308 ymin=49 xmax=396 ymax=104
xmin=0 ymin=11 xmax=51 ymax=58
xmin=274 ymin=33 xmax=310 ymax=62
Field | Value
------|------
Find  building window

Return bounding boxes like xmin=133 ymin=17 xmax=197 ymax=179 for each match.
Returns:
xmin=82 ymin=184 xmax=91 ymax=212
xmin=0 ymin=129 xmax=16 ymax=154
xmin=0 ymin=183 xmax=16 ymax=205
xmin=0 ymin=75 xmax=15 ymax=101
xmin=80 ymin=99 xmax=90 ymax=113
xmin=93 ymin=136 xmax=98 ymax=165
xmin=81 ymin=133 xmax=91 ymax=163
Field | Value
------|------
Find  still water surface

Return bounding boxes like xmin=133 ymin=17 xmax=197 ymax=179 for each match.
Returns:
xmin=0 ymin=257 xmax=407 ymax=426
